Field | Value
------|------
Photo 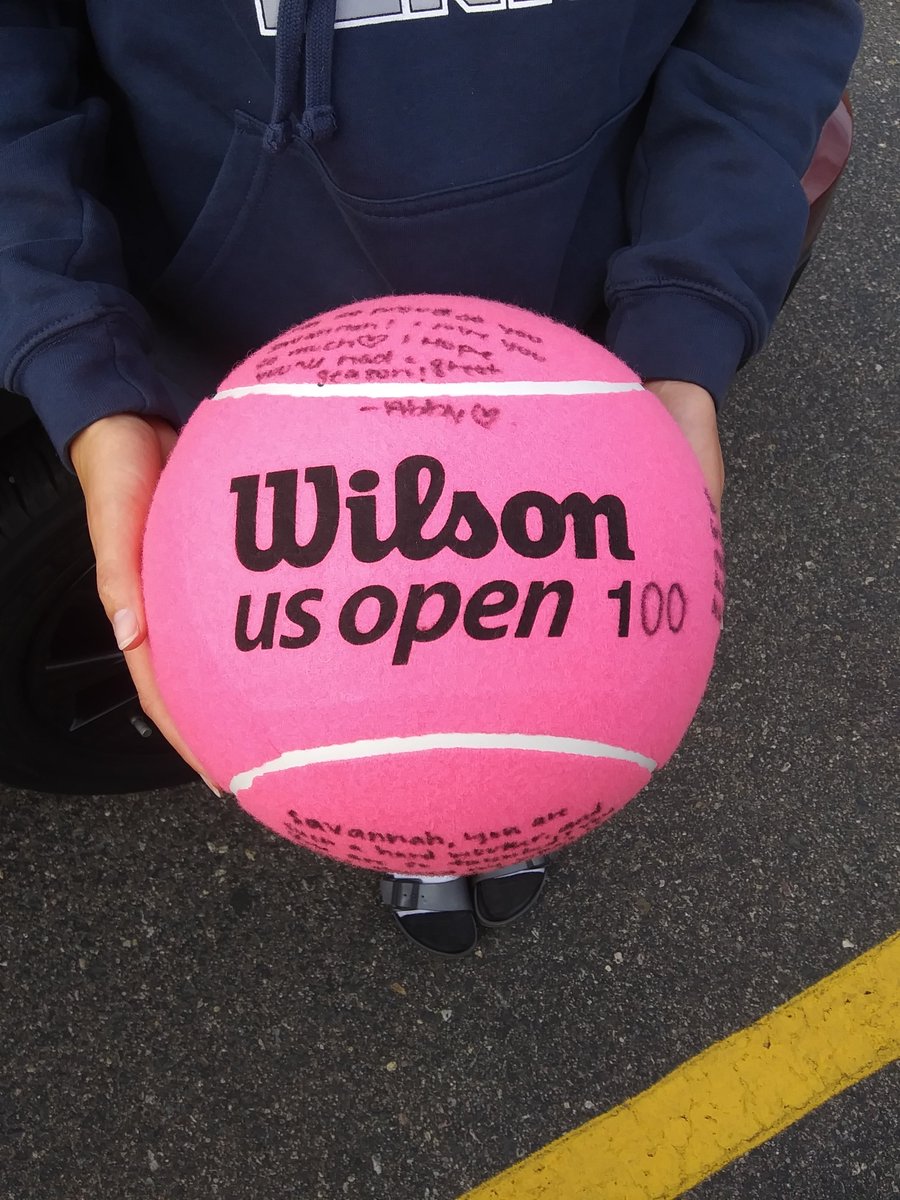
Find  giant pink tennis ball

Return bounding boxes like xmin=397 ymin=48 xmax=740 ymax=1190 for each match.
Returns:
xmin=142 ymin=295 xmax=724 ymax=875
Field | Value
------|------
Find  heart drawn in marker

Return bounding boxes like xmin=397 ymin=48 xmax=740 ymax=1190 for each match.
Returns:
xmin=471 ymin=403 xmax=500 ymax=429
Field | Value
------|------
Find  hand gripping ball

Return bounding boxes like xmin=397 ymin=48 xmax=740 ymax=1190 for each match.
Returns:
xmin=142 ymin=295 xmax=725 ymax=875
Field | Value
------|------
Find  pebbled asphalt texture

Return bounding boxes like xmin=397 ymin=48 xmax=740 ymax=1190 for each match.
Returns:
xmin=2 ymin=8 xmax=898 ymax=1200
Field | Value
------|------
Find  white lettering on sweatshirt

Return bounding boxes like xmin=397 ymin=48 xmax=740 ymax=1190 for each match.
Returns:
xmin=256 ymin=0 xmax=555 ymax=36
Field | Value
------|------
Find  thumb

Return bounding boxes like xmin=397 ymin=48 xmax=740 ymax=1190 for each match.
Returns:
xmin=72 ymin=414 xmax=175 ymax=646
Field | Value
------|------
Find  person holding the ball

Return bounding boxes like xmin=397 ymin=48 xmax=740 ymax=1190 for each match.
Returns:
xmin=0 ymin=1 xmax=862 ymax=956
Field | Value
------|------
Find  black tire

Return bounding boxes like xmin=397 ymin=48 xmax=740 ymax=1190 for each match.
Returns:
xmin=0 ymin=419 xmax=195 ymax=794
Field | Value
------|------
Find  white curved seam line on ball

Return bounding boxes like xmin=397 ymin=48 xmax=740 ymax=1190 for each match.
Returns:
xmin=212 ymin=380 xmax=646 ymax=401
xmin=229 ymin=733 xmax=657 ymax=795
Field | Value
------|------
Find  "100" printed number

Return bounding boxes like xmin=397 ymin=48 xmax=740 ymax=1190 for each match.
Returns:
xmin=607 ymin=581 xmax=686 ymax=637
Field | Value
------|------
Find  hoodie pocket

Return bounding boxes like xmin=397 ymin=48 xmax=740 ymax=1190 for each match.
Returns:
xmin=153 ymin=110 xmax=390 ymax=352
xmin=327 ymin=98 xmax=643 ymax=326
xmin=153 ymin=99 xmax=644 ymax=358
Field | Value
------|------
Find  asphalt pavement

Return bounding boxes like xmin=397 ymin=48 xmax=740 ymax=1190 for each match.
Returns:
xmin=2 ymin=7 xmax=898 ymax=1199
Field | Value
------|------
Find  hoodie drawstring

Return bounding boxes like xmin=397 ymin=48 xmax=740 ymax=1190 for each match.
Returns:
xmin=300 ymin=0 xmax=338 ymax=142
xmin=265 ymin=0 xmax=337 ymax=153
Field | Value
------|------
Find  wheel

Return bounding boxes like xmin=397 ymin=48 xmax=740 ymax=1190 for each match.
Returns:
xmin=0 ymin=419 xmax=195 ymax=794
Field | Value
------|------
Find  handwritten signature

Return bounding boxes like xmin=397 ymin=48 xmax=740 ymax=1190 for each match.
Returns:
xmin=360 ymin=398 xmax=501 ymax=430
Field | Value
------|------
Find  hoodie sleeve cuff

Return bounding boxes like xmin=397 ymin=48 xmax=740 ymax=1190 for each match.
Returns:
xmin=604 ymin=289 xmax=751 ymax=408
xmin=13 ymin=315 xmax=186 ymax=470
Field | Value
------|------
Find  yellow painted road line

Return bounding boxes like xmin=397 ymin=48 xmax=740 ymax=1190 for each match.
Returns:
xmin=461 ymin=932 xmax=900 ymax=1200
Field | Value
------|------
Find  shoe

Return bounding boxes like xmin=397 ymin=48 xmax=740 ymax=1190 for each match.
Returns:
xmin=380 ymin=875 xmax=478 ymax=959
xmin=472 ymin=857 xmax=550 ymax=927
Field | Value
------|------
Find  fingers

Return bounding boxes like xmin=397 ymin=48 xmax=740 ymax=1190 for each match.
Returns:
xmin=644 ymin=379 xmax=725 ymax=514
xmin=70 ymin=414 xmax=221 ymax=792
xmin=125 ymin=638 xmax=221 ymax=792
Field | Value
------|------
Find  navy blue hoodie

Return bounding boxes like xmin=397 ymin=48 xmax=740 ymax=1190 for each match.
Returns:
xmin=0 ymin=1 xmax=862 ymax=464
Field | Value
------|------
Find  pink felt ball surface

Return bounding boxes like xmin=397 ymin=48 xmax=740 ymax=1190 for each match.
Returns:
xmin=142 ymin=295 xmax=724 ymax=874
